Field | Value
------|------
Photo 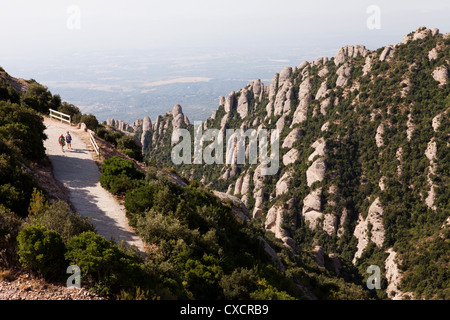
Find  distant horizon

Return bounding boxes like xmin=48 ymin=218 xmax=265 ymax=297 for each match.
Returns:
xmin=1 ymin=0 xmax=449 ymax=123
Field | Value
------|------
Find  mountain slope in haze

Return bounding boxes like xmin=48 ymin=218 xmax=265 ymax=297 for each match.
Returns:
xmin=1 ymin=64 xmax=374 ymax=300
xmin=135 ymin=26 xmax=450 ymax=300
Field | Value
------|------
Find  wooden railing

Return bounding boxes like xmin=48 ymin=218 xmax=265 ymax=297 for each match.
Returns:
xmin=88 ymin=129 xmax=100 ymax=158
xmin=49 ymin=109 xmax=71 ymax=125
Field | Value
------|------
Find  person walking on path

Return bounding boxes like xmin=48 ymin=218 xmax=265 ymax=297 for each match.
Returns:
xmin=66 ymin=131 xmax=72 ymax=150
xmin=58 ymin=134 xmax=66 ymax=152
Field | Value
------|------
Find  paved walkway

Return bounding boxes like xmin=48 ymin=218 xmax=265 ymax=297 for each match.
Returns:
xmin=43 ymin=118 xmax=145 ymax=253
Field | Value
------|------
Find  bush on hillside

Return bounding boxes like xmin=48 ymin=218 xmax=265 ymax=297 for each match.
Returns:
xmin=17 ymin=224 xmax=66 ymax=279
xmin=100 ymin=156 xmax=144 ymax=195
xmin=30 ymin=200 xmax=96 ymax=243
xmin=0 ymin=205 xmax=22 ymax=269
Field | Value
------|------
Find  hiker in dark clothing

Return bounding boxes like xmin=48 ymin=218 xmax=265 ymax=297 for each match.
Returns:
xmin=66 ymin=131 xmax=72 ymax=150
xmin=59 ymin=134 xmax=66 ymax=152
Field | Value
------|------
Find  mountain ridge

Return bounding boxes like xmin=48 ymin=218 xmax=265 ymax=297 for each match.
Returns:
xmin=131 ymin=26 xmax=449 ymax=300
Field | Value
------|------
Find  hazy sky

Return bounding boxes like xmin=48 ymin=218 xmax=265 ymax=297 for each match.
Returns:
xmin=1 ymin=0 xmax=449 ymax=58
xmin=0 ymin=0 xmax=449 ymax=123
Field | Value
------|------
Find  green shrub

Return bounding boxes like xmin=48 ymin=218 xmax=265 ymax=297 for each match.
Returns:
xmin=32 ymin=200 xmax=96 ymax=243
xmin=0 ymin=205 xmax=22 ymax=269
xmin=0 ymin=154 xmax=35 ymax=217
xmin=65 ymin=231 xmax=145 ymax=296
xmin=220 ymin=268 xmax=259 ymax=299
xmin=20 ymin=82 xmax=54 ymax=114
xmin=100 ymin=156 xmax=144 ymax=195
xmin=80 ymin=114 xmax=99 ymax=131
xmin=117 ymin=136 xmax=143 ymax=162
xmin=65 ymin=231 xmax=118 ymax=281
xmin=17 ymin=224 xmax=66 ymax=278
xmin=124 ymin=184 xmax=162 ymax=225
xmin=58 ymin=102 xmax=82 ymax=124
xmin=0 ymin=101 xmax=47 ymax=160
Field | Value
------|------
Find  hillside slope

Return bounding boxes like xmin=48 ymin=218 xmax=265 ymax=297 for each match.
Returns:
xmin=135 ymin=26 xmax=450 ymax=300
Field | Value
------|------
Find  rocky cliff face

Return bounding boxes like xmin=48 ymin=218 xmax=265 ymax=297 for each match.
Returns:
xmin=132 ymin=26 xmax=449 ymax=300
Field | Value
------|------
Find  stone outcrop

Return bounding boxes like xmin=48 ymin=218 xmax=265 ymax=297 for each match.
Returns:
xmin=213 ymin=190 xmax=250 ymax=222
xmin=237 ymin=89 xmax=249 ymax=118
xmin=302 ymin=188 xmax=323 ymax=230
xmin=334 ymin=45 xmax=370 ymax=66
xmin=384 ymin=248 xmax=412 ymax=300
xmin=379 ymin=45 xmax=395 ymax=61
xmin=224 ymin=91 xmax=236 ymax=113
xmin=425 ymin=138 xmax=437 ymax=210
xmin=432 ymin=65 xmax=449 ymax=86
xmin=337 ymin=208 xmax=348 ymax=238
xmin=265 ymin=204 xmax=287 ymax=240
xmin=273 ymin=80 xmax=294 ymax=117
xmin=306 ymin=157 xmax=326 ymax=187
xmin=323 ymin=214 xmax=337 ymax=236
xmin=315 ymin=81 xmax=330 ymax=100
xmin=141 ymin=115 xmax=152 ymax=150
xmin=275 ymin=169 xmax=293 ymax=197
xmin=283 ymin=148 xmax=299 ymax=166
xmin=362 ymin=56 xmax=373 ymax=76
xmin=250 ymin=79 xmax=264 ymax=100
xmin=282 ymin=128 xmax=303 ymax=149
xmin=401 ymin=26 xmax=432 ymax=44
xmin=298 ymin=77 xmax=312 ymax=100
xmin=353 ymin=198 xmax=385 ymax=264
xmin=336 ymin=62 xmax=351 ymax=87
xmin=308 ymin=137 xmax=326 ymax=161
xmin=252 ymin=163 xmax=267 ymax=218
xmin=428 ymin=48 xmax=438 ymax=61
xmin=278 ymin=67 xmax=292 ymax=86
xmin=375 ymin=122 xmax=384 ymax=147
xmin=291 ymin=96 xmax=311 ymax=126
xmin=171 ymin=104 xmax=189 ymax=129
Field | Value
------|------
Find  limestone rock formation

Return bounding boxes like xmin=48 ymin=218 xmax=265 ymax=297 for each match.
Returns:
xmin=353 ymin=198 xmax=385 ymax=263
xmin=308 ymin=137 xmax=326 ymax=161
xmin=428 ymin=48 xmax=438 ymax=61
xmin=302 ymin=188 xmax=323 ymax=230
xmin=213 ymin=191 xmax=250 ymax=222
xmin=425 ymin=138 xmax=438 ymax=211
xmin=323 ymin=214 xmax=337 ymax=236
xmin=306 ymin=158 xmax=326 ymax=187
xmin=291 ymin=94 xmax=312 ymax=126
xmin=275 ymin=169 xmax=293 ymax=197
xmin=237 ymin=89 xmax=249 ymax=118
xmin=171 ymin=104 xmax=189 ymax=130
xmin=384 ymin=248 xmax=412 ymax=300
xmin=282 ymin=128 xmax=303 ymax=149
xmin=278 ymin=67 xmax=292 ymax=86
xmin=265 ymin=204 xmax=287 ymax=240
xmin=334 ymin=45 xmax=369 ymax=66
xmin=336 ymin=62 xmax=351 ymax=87
xmin=141 ymin=115 xmax=152 ymax=150
xmin=401 ymin=26 xmax=432 ymax=44
xmin=432 ymin=65 xmax=449 ymax=86
xmin=375 ymin=123 xmax=384 ymax=148
xmin=224 ymin=91 xmax=236 ymax=113
xmin=379 ymin=45 xmax=395 ymax=61
xmin=315 ymin=81 xmax=330 ymax=100
xmin=283 ymin=148 xmax=299 ymax=166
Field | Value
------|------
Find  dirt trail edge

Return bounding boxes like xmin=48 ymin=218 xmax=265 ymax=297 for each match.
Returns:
xmin=43 ymin=117 xmax=145 ymax=253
